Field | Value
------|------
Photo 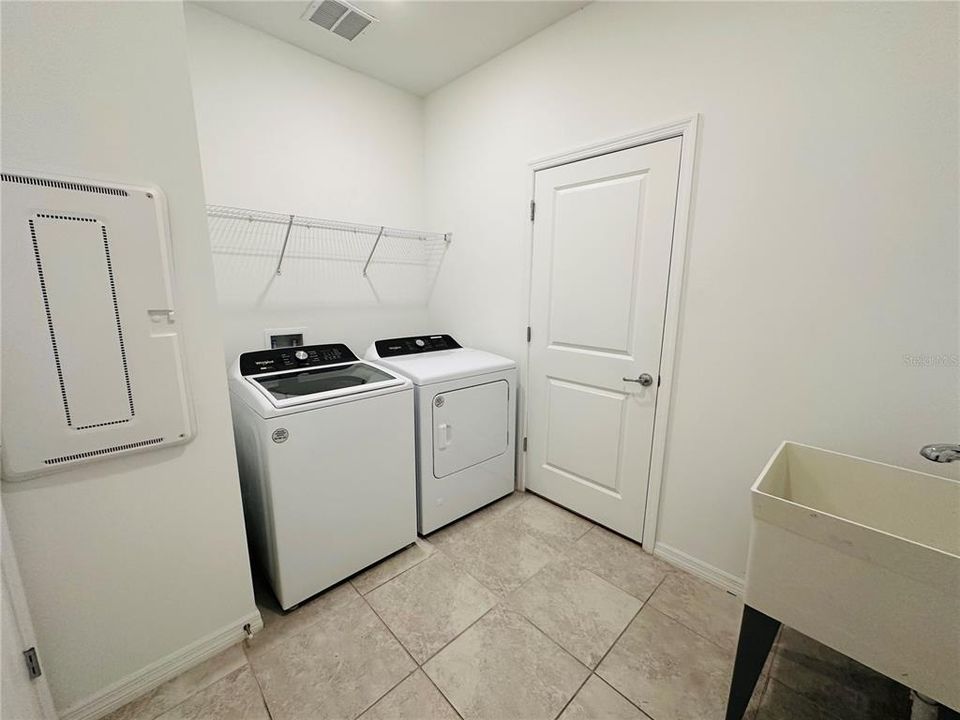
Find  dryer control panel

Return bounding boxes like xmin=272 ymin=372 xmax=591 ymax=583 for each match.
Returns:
xmin=374 ymin=335 xmax=462 ymax=357
xmin=239 ymin=343 xmax=357 ymax=375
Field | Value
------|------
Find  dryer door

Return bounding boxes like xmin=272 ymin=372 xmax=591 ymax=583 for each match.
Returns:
xmin=432 ymin=380 xmax=508 ymax=478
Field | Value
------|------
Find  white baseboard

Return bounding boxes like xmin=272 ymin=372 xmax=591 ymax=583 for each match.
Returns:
xmin=59 ymin=611 xmax=262 ymax=720
xmin=653 ymin=542 xmax=745 ymax=597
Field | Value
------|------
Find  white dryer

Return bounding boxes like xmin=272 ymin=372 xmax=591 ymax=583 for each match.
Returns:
xmin=366 ymin=335 xmax=516 ymax=534
xmin=229 ymin=343 xmax=416 ymax=609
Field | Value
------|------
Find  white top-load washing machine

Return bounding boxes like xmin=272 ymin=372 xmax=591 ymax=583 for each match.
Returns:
xmin=229 ymin=343 xmax=416 ymax=609
xmin=365 ymin=335 xmax=516 ymax=534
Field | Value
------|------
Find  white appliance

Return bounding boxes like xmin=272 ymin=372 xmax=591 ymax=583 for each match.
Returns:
xmin=365 ymin=335 xmax=516 ymax=534
xmin=229 ymin=343 xmax=416 ymax=609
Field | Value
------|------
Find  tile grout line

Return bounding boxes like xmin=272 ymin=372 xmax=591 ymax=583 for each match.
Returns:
xmin=351 ymin=666 xmax=420 ymax=720
xmin=421 ymin=599 xmax=596 ymax=720
xmin=361 ymin=557 xmax=595 ymax=720
xmin=583 ymin=576 xmax=672 ymax=719
xmin=602 ymin=593 xmax=773 ymax=720
xmin=500 ymin=579 xmax=603 ymax=671
xmin=246 ymin=579 xmax=365 ymax=659
xmin=358 ymin=545 xmax=441 ymax=599
xmin=243 ymin=492 xmax=533 ymax=720
xmin=572 ymin=522 xmax=595 ymax=542
xmin=431 ymin=504 xmax=601 ymax=600
xmin=643 ymin=570 xmax=761 ymax=658
xmin=416 ymin=528 xmax=598 ymax=670
xmin=414 ymin=604 xmax=507 ymax=719
xmin=420 ymin=663 xmax=466 ymax=720
xmin=590 ymin=674 xmax=656 ymax=720
xmin=545 ymin=590 xmax=651 ymax=720
xmin=481 ymin=604 xmax=597 ymax=717
xmin=417 ymin=602 xmax=500 ymax=667
xmin=272 ymin=500 xmax=674 ymax=720
xmin=244 ymin=587 xmax=392 ymax=720
xmin=240 ymin=643 xmax=276 ymax=720
xmin=359 ymin=552 xmax=500 ymax=670
xmin=597 ymin=591 xmax=658 ymax=672
xmin=491 ymin=535 xmax=583 ymax=602
xmin=551 ymin=669 xmax=593 ymax=720
xmin=587 ymin=554 xmax=764 ymax=662
xmin=138 ymin=649 xmax=259 ymax=720
xmin=425 ymin=492 xmax=535 ymax=594
xmin=430 ymin=544 xmax=494 ymax=593
xmin=356 ymin=490 xmax=528 ymax=599
xmin=134 ymin=491 xmax=772 ymax=720
xmin=350 ymin=591 xmax=424 ymax=719
xmin=351 ymin=539 xmax=436 ymax=597
xmin=574 ymin=561 xmax=661 ymax=605
xmin=359 ymin=589 xmax=420 ymax=668
xmin=245 ymin=495 xmax=694 ymax=720
xmin=758 ymin=628 xmax=848 ymax=720
xmin=499 ymin=601 xmax=593 ymax=675
xmin=401 ymin=498 xmax=610 ymax=689
xmin=646 ymin=601 xmax=740 ymax=655
xmin=524 ymin=490 xmax=598 ymax=543
xmin=562 ymin=528 xmax=676 ymax=605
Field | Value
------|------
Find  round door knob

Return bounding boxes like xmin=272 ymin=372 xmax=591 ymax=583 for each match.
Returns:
xmin=638 ymin=373 xmax=654 ymax=387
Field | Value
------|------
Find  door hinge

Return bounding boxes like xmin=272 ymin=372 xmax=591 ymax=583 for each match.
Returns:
xmin=658 ymin=375 xmax=661 ymax=387
xmin=526 ymin=326 xmax=531 ymax=343
xmin=529 ymin=200 xmax=536 ymax=222
xmin=23 ymin=647 xmax=42 ymax=680
xmin=522 ymin=437 xmax=528 ymax=452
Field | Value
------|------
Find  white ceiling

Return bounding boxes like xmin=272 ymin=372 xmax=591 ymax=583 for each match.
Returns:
xmin=192 ymin=1 xmax=589 ymax=96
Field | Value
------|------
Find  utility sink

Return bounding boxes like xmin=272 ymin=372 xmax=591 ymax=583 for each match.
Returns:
xmin=745 ymin=442 xmax=960 ymax=710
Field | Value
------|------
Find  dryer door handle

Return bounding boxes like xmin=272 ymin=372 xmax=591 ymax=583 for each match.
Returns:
xmin=437 ymin=423 xmax=452 ymax=450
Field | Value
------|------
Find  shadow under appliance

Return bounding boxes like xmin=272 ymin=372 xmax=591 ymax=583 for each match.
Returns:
xmin=366 ymin=335 xmax=516 ymax=534
xmin=229 ymin=343 xmax=416 ymax=609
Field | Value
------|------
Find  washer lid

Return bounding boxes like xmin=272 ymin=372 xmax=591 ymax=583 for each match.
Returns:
xmin=247 ymin=361 xmax=404 ymax=408
xmin=237 ymin=343 xmax=406 ymax=408
xmin=370 ymin=347 xmax=515 ymax=385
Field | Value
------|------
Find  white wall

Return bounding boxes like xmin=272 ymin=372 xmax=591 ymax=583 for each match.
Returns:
xmin=1 ymin=2 xmax=258 ymax=714
xmin=423 ymin=2 xmax=960 ymax=580
xmin=184 ymin=6 xmax=433 ymax=359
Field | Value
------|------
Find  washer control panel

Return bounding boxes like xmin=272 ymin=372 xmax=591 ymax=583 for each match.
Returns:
xmin=375 ymin=335 xmax=462 ymax=358
xmin=239 ymin=343 xmax=357 ymax=375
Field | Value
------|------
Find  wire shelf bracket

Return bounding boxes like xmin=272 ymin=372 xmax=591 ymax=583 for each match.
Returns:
xmin=275 ymin=214 xmax=295 ymax=276
xmin=361 ymin=225 xmax=386 ymax=278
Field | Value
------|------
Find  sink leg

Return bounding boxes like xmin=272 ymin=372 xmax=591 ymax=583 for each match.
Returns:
xmin=725 ymin=605 xmax=781 ymax=720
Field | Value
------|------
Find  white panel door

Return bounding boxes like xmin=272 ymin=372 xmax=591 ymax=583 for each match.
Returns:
xmin=526 ymin=138 xmax=681 ymax=541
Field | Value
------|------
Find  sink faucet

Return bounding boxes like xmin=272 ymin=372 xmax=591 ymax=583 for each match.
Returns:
xmin=920 ymin=444 xmax=960 ymax=463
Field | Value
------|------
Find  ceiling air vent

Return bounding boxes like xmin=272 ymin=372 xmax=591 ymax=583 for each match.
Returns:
xmin=302 ymin=0 xmax=377 ymax=41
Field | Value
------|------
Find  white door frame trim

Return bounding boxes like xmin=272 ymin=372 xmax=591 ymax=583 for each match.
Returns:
xmin=2 ymin=504 xmax=58 ymax=720
xmin=519 ymin=114 xmax=700 ymax=553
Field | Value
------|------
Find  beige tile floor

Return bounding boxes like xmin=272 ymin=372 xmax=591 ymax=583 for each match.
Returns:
xmin=108 ymin=492 xmax=911 ymax=720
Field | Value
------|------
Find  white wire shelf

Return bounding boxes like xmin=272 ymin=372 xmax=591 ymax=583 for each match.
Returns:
xmin=206 ymin=204 xmax=451 ymax=276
